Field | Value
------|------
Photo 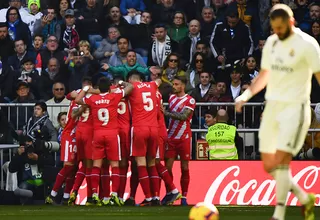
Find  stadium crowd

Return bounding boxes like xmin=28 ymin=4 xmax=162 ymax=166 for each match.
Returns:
xmin=0 ymin=0 xmax=320 ymax=206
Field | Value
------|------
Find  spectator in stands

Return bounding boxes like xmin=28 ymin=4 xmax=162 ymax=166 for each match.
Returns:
xmin=0 ymin=60 xmax=16 ymax=101
xmin=204 ymin=107 xmax=217 ymax=127
xmin=46 ymin=82 xmax=70 ymax=128
xmin=148 ymin=24 xmax=178 ymax=67
xmin=56 ymin=0 xmax=72 ymax=20
xmin=59 ymin=9 xmax=80 ymax=50
xmin=57 ymin=111 xmax=67 ymax=143
xmin=179 ymin=19 xmax=202 ymax=66
xmin=252 ymin=37 xmax=265 ymax=69
xmin=207 ymin=80 xmax=233 ymax=102
xmin=151 ymin=0 xmax=181 ymax=25
xmin=75 ymin=0 xmax=103 ymax=50
xmin=310 ymin=20 xmax=320 ymax=44
xmin=8 ymin=39 xmax=36 ymax=74
xmin=195 ymin=0 xmax=215 ymax=20
xmin=195 ymin=40 xmax=215 ymax=73
xmin=108 ymin=36 xmax=146 ymax=67
xmin=129 ymin=11 xmax=153 ymax=57
xmin=149 ymin=66 xmax=172 ymax=102
xmin=17 ymin=57 xmax=40 ymax=99
xmin=102 ymin=6 xmax=129 ymax=40
xmin=34 ymin=7 xmax=62 ymax=43
xmin=243 ymin=56 xmax=259 ymax=81
xmin=262 ymin=0 xmax=282 ymax=35
xmin=10 ymin=81 xmax=36 ymax=131
xmin=94 ymin=26 xmax=121 ymax=64
xmin=5 ymin=7 xmax=32 ymax=50
xmin=299 ymin=107 xmax=320 ymax=160
xmin=33 ymin=34 xmax=44 ymax=54
xmin=120 ymin=0 xmax=146 ymax=24
xmin=38 ymin=58 xmax=62 ymax=101
xmin=210 ymin=9 xmax=254 ymax=74
xmin=28 ymin=0 xmax=42 ymax=20
xmin=200 ymin=6 xmax=216 ymax=41
xmin=102 ymin=50 xmax=154 ymax=79
xmin=293 ymin=0 xmax=309 ymax=26
xmin=0 ymin=0 xmax=36 ymax=36
xmin=299 ymin=2 xmax=320 ymax=32
xmin=167 ymin=11 xmax=189 ymax=44
xmin=228 ymin=61 xmax=242 ymax=100
xmin=190 ymin=71 xmax=214 ymax=102
xmin=161 ymin=52 xmax=185 ymax=85
xmin=185 ymin=52 xmax=209 ymax=92
xmin=0 ymin=22 xmax=15 ymax=69
xmin=35 ymin=35 xmax=67 ymax=75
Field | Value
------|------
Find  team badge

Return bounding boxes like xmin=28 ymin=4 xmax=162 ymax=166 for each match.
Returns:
xmin=190 ymin=98 xmax=195 ymax=105
xmin=289 ymin=49 xmax=294 ymax=57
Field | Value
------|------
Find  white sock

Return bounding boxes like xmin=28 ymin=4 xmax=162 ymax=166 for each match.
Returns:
xmin=171 ymin=188 xmax=179 ymax=194
xmin=272 ymin=165 xmax=291 ymax=220
xmin=270 ymin=169 xmax=309 ymax=205
xmin=50 ymin=190 xmax=57 ymax=197
xmin=63 ymin=193 xmax=70 ymax=199
xmin=146 ymin=197 xmax=152 ymax=201
xmin=103 ymin=197 xmax=110 ymax=201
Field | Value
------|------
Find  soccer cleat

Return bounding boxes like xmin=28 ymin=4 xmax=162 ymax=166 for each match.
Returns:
xmin=161 ymin=194 xmax=170 ymax=205
xmin=119 ymin=199 xmax=124 ymax=206
xmin=165 ymin=192 xmax=182 ymax=205
xmin=68 ymin=191 xmax=77 ymax=206
xmin=301 ymin=193 xmax=316 ymax=220
xmin=139 ymin=199 xmax=152 ymax=206
xmin=61 ymin=198 xmax=69 ymax=205
xmin=85 ymin=197 xmax=94 ymax=206
xmin=151 ymin=199 xmax=161 ymax=206
xmin=92 ymin=194 xmax=102 ymax=206
xmin=111 ymin=193 xmax=121 ymax=206
xmin=180 ymin=197 xmax=188 ymax=206
xmin=45 ymin=195 xmax=55 ymax=205
xmin=124 ymin=198 xmax=136 ymax=206
xmin=101 ymin=198 xmax=111 ymax=206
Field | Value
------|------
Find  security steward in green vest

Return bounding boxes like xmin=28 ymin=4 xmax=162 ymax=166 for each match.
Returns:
xmin=206 ymin=109 xmax=243 ymax=160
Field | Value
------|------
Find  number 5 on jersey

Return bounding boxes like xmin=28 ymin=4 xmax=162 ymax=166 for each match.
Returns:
xmin=142 ymin=92 xmax=153 ymax=111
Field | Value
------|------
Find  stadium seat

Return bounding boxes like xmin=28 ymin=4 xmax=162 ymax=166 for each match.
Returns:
xmin=95 ymin=41 xmax=101 ymax=49
xmin=142 ymin=56 xmax=148 ymax=64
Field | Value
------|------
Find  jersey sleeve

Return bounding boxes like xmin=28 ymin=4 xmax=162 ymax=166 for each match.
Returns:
xmin=185 ymin=97 xmax=196 ymax=111
xmin=83 ymin=94 xmax=93 ymax=106
xmin=305 ymin=38 xmax=320 ymax=73
xmin=260 ymin=37 xmax=273 ymax=71
xmin=114 ymin=88 xmax=125 ymax=98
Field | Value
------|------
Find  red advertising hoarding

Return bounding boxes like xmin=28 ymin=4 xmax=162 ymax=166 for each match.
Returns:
xmin=75 ymin=161 xmax=320 ymax=206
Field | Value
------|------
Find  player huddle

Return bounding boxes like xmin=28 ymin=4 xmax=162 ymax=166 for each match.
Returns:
xmin=45 ymin=71 xmax=196 ymax=207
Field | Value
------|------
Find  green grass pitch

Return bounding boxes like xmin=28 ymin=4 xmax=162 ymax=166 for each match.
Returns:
xmin=0 ymin=206 xmax=319 ymax=220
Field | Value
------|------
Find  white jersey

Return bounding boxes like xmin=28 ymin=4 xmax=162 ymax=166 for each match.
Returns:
xmin=261 ymin=28 xmax=320 ymax=103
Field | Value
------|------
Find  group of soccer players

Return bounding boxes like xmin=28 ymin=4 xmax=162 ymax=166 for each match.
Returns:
xmin=45 ymin=70 xmax=196 ymax=207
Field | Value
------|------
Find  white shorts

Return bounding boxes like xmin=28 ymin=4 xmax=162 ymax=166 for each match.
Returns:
xmin=259 ymin=101 xmax=310 ymax=156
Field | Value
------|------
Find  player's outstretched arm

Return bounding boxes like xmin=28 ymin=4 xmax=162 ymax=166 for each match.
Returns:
xmin=155 ymin=78 xmax=162 ymax=87
xmin=119 ymin=81 xmax=134 ymax=96
xmin=72 ymin=105 xmax=86 ymax=119
xmin=75 ymin=86 xmax=90 ymax=105
xmin=164 ymin=108 xmax=193 ymax=121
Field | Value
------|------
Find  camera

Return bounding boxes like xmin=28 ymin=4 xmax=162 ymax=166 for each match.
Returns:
xmin=25 ymin=143 xmax=35 ymax=154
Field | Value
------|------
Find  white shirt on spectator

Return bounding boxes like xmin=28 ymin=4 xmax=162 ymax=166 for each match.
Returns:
xmin=231 ymin=84 xmax=241 ymax=100
xmin=46 ymin=97 xmax=70 ymax=128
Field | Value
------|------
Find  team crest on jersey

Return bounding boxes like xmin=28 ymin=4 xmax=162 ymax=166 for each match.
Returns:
xmin=289 ymin=49 xmax=295 ymax=57
xmin=189 ymin=98 xmax=195 ymax=105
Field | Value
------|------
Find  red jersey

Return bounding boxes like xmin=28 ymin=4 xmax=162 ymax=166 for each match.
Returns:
xmin=156 ymin=91 xmax=167 ymax=137
xmin=83 ymin=90 xmax=124 ymax=130
xmin=62 ymin=100 xmax=78 ymax=136
xmin=77 ymin=93 xmax=94 ymax=132
xmin=128 ymin=81 xmax=158 ymax=127
xmin=167 ymin=94 xmax=196 ymax=140
xmin=111 ymin=85 xmax=131 ymax=128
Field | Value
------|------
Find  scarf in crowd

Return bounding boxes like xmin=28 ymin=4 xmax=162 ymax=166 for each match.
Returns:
xmin=19 ymin=70 xmax=32 ymax=81
xmin=26 ymin=114 xmax=49 ymax=141
xmin=8 ymin=20 xmax=19 ymax=41
xmin=166 ymin=67 xmax=178 ymax=82
xmin=189 ymin=33 xmax=201 ymax=63
xmin=152 ymin=35 xmax=171 ymax=67
xmin=63 ymin=25 xmax=80 ymax=49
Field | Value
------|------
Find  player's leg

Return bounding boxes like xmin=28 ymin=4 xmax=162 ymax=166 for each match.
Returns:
xmin=164 ymin=138 xmax=177 ymax=205
xmin=131 ymin=127 xmax=152 ymax=205
xmin=125 ymin=158 xmax=138 ymax=206
xmin=178 ymin=138 xmax=191 ymax=206
xmin=118 ymin=128 xmax=130 ymax=204
xmin=99 ymin=159 xmax=110 ymax=205
xmin=84 ymin=133 xmax=94 ymax=203
xmin=62 ymin=161 xmax=77 ymax=204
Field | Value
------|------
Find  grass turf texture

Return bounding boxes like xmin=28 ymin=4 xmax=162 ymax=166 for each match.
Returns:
xmin=0 ymin=206 xmax=318 ymax=220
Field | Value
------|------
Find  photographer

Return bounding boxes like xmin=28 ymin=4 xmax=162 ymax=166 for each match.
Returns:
xmin=8 ymin=135 xmax=55 ymax=204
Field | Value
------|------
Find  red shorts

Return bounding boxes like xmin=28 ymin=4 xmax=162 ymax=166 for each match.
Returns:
xmin=92 ymin=129 xmax=121 ymax=161
xmin=119 ymin=127 xmax=130 ymax=159
xmin=76 ymin=129 xmax=93 ymax=161
xmin=156 ymin=134 xmax=167 ymax=160
xmin=165 ymin=138 xmax=192 ymax=161
xmin=130 ymin=126 xmax=158 ymax=158
xmin=60 ymin=133 xmax=77 ymax=162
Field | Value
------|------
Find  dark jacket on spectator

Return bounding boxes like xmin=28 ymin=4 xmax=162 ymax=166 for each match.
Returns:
xmin=5 ymin=8 xmax=32 ymax=51
xmin=0 ymin=66 xmax=15 ymax=100
xmin=7 ymin=51 xmax=36 ymax=72
xmin=76 ymin=4 xmax=103 ymax=36
xmin=35 ymin=48 xmax=67 ymax=76
xmin=151 ymin=3 xmax=181 ymax=25
xmin=190 ymin=83 xmax=213 ymax=102
xmin=37 ymin=69 xmax=62 ymax=101
xmin=102 ymin=16 xmax=130 ymax=38
xmin=128 ymin=23 xmax=153 ymax=51
xmin=33 ymin=18 xmax=62 ymax=43
xmin=0 ymin=34 xmax=15 ymax=69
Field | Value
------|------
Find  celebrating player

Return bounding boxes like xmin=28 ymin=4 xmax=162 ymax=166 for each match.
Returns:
xmin=164 ymin=76 xmax=196 ymax=206
xmin=127 ymin=70 xmax=162 ymax=206
xmin=75 ymin=77 xmax=133 ymax=206
xmin=45 ymin=99 xmax=78 ymax=204
xmin=235 ymin=4 xmax=320 ymax=220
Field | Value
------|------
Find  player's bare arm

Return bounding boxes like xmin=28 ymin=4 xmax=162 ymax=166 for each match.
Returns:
xmin=235 ymin=69 xmax=270 ymax=112
xmin=68 ymin=90 xmax=78 ymax=100
xmin=88 ymin=87 xmax=100 ymax=94
xmin=164 ymin=108 xmax=193 ymax=121
xmin=75 ymin=86 xmax=90 ymax=105
xmin=155 ymin=78 xmax=162 ymax=87
xmin=72 ymin=105 xmax=87 ymax=119
xmin=118 ymin=81 xmax=134 ymax=96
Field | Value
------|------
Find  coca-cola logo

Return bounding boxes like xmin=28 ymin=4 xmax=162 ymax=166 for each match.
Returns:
xmin=204 ymin=165 xmax=320 ymax=206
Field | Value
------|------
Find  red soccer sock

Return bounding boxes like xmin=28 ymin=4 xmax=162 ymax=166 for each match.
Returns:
xmin=156 ymin=162 xmax=176 ymax=192
xmin=99 ymin=165 xmax=110 ymax=199
xmin=52 ymin=165 xmax=74 ymax=193
xmin=111 ymin=167 xmax=120 ymax=194
xmin=137 ymin=166 xmax=151 ymax=199
xmin=148 ymin=166 xmax=160 ymax=198
xmin=181 ymin=169 xmax=190 ymax=197
xmin=130 ymin=162 xmax=139 ymax=199
xmin=118 ymin=166 xmax=128 ymax=199
xmin=91 ymin=166 xmax=101 ymax=196
xmin=72 ymin=165 xmax=86 ymax=192
xmin=64 ymin=176 xmax=75 ymax=196
xmin=86 ymin=167 xmax=92 ymax=197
